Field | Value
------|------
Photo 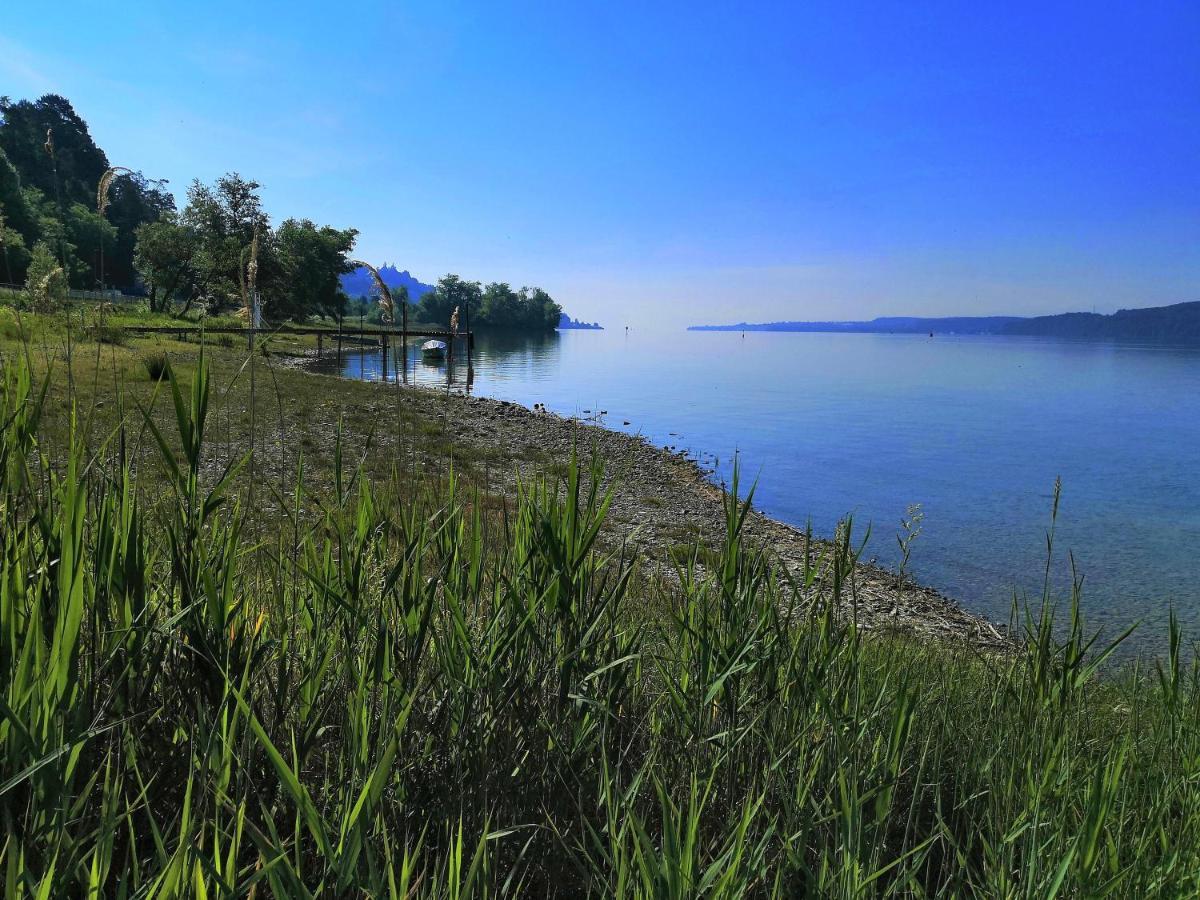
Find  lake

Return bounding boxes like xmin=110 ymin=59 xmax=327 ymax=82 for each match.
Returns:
xmin=312 ymin=328 xmax=1200 ymax=646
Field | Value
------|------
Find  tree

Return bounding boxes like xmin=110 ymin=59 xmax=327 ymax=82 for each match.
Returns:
xmin=478 ymin=282 xmax=520 ymax=326
xmin=134 ymin=214 xmax=198 ymax=311
xmin=473 ymin=282 xmax=561 ymax=330
xmin=181 ymin=173 xmax=272 ymax=311
xmin=519 ymin=286 xmax=562 ymax=330
xmin=24 ymin=240 xmax=66 ymax=310
xmin=417 ymin=274 xmax=482 ymax=327
xmin=65 ymin=201 xmax=117 ymax=289
xmin=22 ymin=186 xmax=84 ymax=285
xmin=272 ymin=218 xmax=357 ymax=320
xmin=0 ymin=94 xmax=109 ymax=208
xmin=101 ymin=171 xmax=175 ymax=291
xmin=0 ymin=147 xmax=37 ymax=247
xmin=0 ymin=209 xmax=31 ymax=285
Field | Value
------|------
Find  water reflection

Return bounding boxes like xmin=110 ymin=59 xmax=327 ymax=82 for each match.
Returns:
xmin=308 ymin=330 xmax=563 ymax=393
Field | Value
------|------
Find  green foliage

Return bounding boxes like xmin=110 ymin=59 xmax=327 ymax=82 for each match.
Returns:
xmin=0 ymin=147 xmax=39 ymax=249
xmin=0 ymin=350 xmax=1195 ymax=896
xmin=0 ymin=95 xmax=171 ymax=292
xmin=414 ymin=276 xmax=562 ymax=331
xmin=140 ymin=350 xmax=170 ymax=380
xmin=65 ymin=201 xmax=117 ymax=287
xmin=85 ymin=321 xmax=127 ymax=345
xmin=133 ymin=213 xmax=198 ymax=311
xmin=476 ymin=281 xmax=562 ymax=330
xmin=417 ymin=272 xmax=482 ymax=327
xmin=0 ymin=208 xmax=32 ymax=285
xmin=24 ymin=240 xmax=66 ymax=310
xmin=100 ymin=170 xmax=174 ymax=288
xmin=272 ymin=217 xmax=358 ymax=320
xmin=0 ymin=94 xmax=108 ymax=207
xmin=181 ymin=172 xmax=272 ymax=311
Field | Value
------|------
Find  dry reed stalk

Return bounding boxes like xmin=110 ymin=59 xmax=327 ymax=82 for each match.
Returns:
xmin=347 ymin=259 xmax=394 ymax=324
xmin=239 ymin=230 xmax=260 ymax=326
xmin=96 ymin=166 xmax=133 ymax=217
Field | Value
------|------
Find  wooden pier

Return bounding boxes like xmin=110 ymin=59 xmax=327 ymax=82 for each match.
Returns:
xmin=122 ymin=323 xmax=472 ymax=347
xmin=123 ymin=323 xmax=475 ymax=380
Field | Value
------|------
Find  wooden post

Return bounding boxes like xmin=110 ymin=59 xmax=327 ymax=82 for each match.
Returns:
xmin=317 ymin=333 xmax=323 ymax=356
xmin=337 ymin=316 xmax=343 ymax=365
xmin=381 ymin=334 xmax=389 ymax=381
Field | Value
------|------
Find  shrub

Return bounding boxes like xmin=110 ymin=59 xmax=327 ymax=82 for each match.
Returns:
xmin=0 ymin=307 xmax=27 ymax=341
xmin=24 ymin=241 xmax=67 ymax=312
xmin=86 ymin=323 xmax=127 ymax=345
xmin=141 ymin=350 xmax=169 ymax=380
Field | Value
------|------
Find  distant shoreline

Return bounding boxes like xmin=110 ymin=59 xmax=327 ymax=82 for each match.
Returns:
xmin=688 ymin=300 xmax=1200 ymax=343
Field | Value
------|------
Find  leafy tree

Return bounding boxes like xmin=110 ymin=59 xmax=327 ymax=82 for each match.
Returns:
xmin=472 ymin=282 xmax=562 ymax=330
xmin=134 ymin=214 xmax=198 ymax=311
xmin=65 ymin=201 xmax=117 ymax=289
xmin=181 ymin=173 xmax=273 ymax=311
xmin=24 ymin=240 xmax=66 ymax=310
xmin=102 ymin=171 xmax=175 ymax=291
xmin=22 ymin=185 xmax=84 ymax=285
xmin=272 ymin=219 xmax=357 ymax=320
xmin=417 ymin=274 xmax=482 ymax=328
xmin=479 ymin=282 xmax=520 ymax=325
xmin=0 ymin=94 xmax=109 ymax=208
xmin=0 ymin=209 xmax=31 ymax=285
xmin=519 ymin=286 xmax=562 ymax=330
xmin=0 ymin=147 xmax=37 ymax=247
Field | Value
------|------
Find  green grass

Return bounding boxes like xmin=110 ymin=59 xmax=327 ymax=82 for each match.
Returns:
xmin=1 ymin=321 xmax=1200 ymax=896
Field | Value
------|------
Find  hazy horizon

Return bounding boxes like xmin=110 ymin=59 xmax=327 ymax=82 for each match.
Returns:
xmin=5 ymin=1 xmax=1197 ymax=326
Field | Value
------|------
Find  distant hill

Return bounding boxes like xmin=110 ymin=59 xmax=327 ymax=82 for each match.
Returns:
xmin=688 ymin=303 xmax=1200 ymax=343
xmin=340 ymin=265 xmax=434 ymax=302
xmin=559 ymin=314 xmax=603 ymax=330
xmin=1002 ymin=302 xmax=1200 ymax=342
xmin=688 ymin=316 xmax=1022 ymax=334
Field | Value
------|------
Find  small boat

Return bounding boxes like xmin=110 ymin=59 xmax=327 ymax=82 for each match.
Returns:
xmin=420 ymin=339 xmax=447 ymax=361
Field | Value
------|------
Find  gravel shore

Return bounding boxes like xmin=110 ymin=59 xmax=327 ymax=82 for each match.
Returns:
xmin=289 ymin=352 xmax=1012 ymax=650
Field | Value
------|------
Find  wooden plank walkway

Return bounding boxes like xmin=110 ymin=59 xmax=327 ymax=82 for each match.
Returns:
xmin=122 ymin=324 xmax=465 ymax=340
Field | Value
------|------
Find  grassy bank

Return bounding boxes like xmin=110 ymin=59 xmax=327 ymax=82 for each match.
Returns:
xmin=2 ymin=310 xmax=1200 ymax=896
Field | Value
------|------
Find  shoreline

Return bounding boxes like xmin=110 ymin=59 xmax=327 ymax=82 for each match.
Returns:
xmin=284 ymin=348 xmax=1012 ymax=650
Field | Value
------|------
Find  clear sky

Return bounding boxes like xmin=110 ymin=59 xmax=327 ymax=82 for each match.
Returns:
xmin=4 ymin=1 xmax=1198 ymax=326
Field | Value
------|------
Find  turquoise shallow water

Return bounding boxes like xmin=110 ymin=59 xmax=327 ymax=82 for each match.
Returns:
xmin=315 ymin=328 xmax=1200 ymax=646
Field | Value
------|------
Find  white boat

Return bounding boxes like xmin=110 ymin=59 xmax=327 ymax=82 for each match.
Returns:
xmin=420 ymin=339 xmax=447 ymax=360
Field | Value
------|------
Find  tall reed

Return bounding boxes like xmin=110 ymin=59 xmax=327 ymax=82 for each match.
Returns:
xmin=0 ymin=351 xmax=1197 ymax=896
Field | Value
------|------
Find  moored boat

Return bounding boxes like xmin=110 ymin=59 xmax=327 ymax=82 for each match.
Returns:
xmin=420 ymin=339 xmax=447 ymax=361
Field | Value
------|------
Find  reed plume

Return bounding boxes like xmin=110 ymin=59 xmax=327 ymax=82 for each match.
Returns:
xmin=96 ymin=166 xmax=133 ymax=216
xmin=239 ymin=229 xmax=260 ymax=324
xmin=347 ymin=259 xmax=394 ymax=323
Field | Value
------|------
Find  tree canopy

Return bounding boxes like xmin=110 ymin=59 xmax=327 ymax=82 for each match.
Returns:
xmin=0 ymin=94 xmax=173 ymax=290
xmin=1 ymin=91 xmax=564 ymax=329
xmin=415 ymin=276 xmax=562 ymax=331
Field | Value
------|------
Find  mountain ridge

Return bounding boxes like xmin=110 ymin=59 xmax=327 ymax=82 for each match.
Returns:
xmin=689 ymin=301 xmax=1200 ymax=342
xmin=340 ymin=264 xmax=434 ymax=301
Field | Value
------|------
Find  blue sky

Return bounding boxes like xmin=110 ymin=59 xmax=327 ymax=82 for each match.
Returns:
xmin=3 ymin=1 xmax=1198 ymax=326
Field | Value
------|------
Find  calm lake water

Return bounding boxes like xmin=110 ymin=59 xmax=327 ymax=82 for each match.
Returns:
xmin=314 ymin=328 xmax=1200 ymax=646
